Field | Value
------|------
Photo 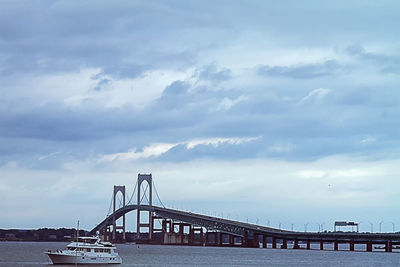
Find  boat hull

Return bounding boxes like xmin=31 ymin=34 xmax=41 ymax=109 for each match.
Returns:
xmin=45 ymin=252 xmax=122 ymax=265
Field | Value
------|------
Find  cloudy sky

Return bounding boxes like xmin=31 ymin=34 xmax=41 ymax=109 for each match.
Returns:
xmin=1 ymin=0 xmax=400 ymax=232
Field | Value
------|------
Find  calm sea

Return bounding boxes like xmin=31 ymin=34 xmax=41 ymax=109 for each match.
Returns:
xmin=0 ymin=241 xmax=400 ymax=266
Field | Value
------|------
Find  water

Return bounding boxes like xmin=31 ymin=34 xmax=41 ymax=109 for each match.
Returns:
xmin=1 ymin=241 xmax=400 ymax=266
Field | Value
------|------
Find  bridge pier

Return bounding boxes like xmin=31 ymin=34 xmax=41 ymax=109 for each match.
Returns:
xmin=252 ymin=233 xmax=260 ymax=248
xmin=101 ymin=225 xmax=112 ymax=242
xmin=229 ymin=234 xmax=234 ymax=246
xmin=150 ymin=215 xmax=163 ymax=244
xmin=262 ymin=235 xmax=267 ymax=248
xmin=320 ymin=240 xmax=324 ymax=250
xmin=189 ymin=227 xmax=204 ymax=246
xmin=385 ymin=241 xmax=392 ymax=252
xmin=366 ymin=241 xmax=372 ymax=252
xmin=242 ymin=231 xmax=248 ymax=247
xmin=306 ymin=240 xmax=311 ymax=249
xmin=205 ymin=231 xmax=219 ymax=246
xmin=272 ymin=237 xmax=277 ymax=248
xmin=281 ymin=239 xmax=287 ymax=249
xmin=334 ymin=240 xmax=339 ymax=251
xmin=293 ymin=239 xmax=300 ymax=249
xmin=160 ymin=220 xmax=193 ymax=245
xmin=349 ymin=240 xmax=355 ymax=251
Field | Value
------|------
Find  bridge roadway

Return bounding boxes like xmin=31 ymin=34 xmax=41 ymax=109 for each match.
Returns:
xmin=91 ymin=204 xmax=400 ymax=243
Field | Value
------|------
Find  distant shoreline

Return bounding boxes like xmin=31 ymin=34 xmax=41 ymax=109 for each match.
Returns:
xmin=0 ymin=228 xmax=87 ymax=242
xmin=0 ymin=228 xmax=138 ymax=242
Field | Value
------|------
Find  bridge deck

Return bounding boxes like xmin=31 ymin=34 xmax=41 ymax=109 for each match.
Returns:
xmin=91 ymin=205 xmax=400 ymax=243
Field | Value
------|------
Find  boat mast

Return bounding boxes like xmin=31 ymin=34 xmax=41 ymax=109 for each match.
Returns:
xmin=75 ymin=220 xmax=79 ymax=267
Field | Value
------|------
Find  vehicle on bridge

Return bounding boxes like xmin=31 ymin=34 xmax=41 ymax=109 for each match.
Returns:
xmin=44 ymin=234 xmax=122 ymax=265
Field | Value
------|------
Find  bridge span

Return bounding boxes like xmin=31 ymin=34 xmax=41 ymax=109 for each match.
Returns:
xmin=91 ymin=174 xmax=400 ymax=252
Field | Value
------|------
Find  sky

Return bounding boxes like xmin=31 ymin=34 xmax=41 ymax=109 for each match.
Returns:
xmin=1 ymin=0 xmax=400 ymax=233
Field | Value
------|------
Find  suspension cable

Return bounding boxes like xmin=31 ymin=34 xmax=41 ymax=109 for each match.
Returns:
xmin=107 ymin=191 xmax=114 ymax=216
xmin=117 ymin=193 xmax=123 ymax=209
xmin=127 ymin=180 xmax=138 ymax=205
xmin=140 ymin=183 xmax=149 ymax=204
xmin=153 ymin=181 xmax=165 ymax=208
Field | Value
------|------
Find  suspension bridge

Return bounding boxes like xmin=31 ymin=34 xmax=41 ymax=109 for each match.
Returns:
xmin=90 ymin=174 xmax=400 ymax=252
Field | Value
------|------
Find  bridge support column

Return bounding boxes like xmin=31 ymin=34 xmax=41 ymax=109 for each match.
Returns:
xmin=102 ymin=225 xmax=112 ymax=242
xmin=150 ymin=216 xmax=163 ymax=244
xmin=199 ymin=228 xmax=204 ymax=245
xmin=218 ymin=232 xmax=223 ymax=246
xmin=293 ymin=239 xmax=300 ymax=249
xmin=320 ymin=240 xmax=324 ymax=250
xmin=366 ymin=241 xmax=372 ymax=252
xmin=306 ymin=240 xmax=311 ymax=250
xmin=253 ymin=233 xmax=260 ymax=248
xmin=229 ymin=234 xmax=234 ymax=246
xmin=334 ymin=241 xmax=339 ymax=251
xmin=136 ymin=174 xmax=153 ymax=243
xmin=272 ymin=237 xmax=277 ymax=248
xmin=161 ymin=220 xmax=167 ymax=244
xmin=189 ymin=228 xmax=194 ymax=245
xmin=179 ymin=223 xmax=184 ymax=245
xmin=349 ymin=240 xmax=355 ymax=251
xmin=112 ymin=185 xmax=126 ymax=241
xmin=262 ymin=236 xmax=267 ymax=248
xmin=281 ymin=239 xmax=287 ymax=249
xmin=189 ymin=227 xmax=204 ymax=246
xmin=171 ymin=222 xmax=190 ymax=245
xmin=167 ymin=220 xmax=173 ymax=233
xmin=243 ymin=231 xmax=248 ymax=247
xmin=385 ymin=241 xmax=392 ymax=252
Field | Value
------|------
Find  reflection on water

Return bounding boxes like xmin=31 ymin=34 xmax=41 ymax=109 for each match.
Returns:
xmin=1 ymin=241 xmax=400 ymax=266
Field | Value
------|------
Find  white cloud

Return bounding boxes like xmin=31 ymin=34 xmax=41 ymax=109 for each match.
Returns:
xmin=99 ymin=143 xmax=177 ymax=162
xmin=185 ymin=136 xmax=260 ymax=150
xmin=269 ymin=143 xmax=294 ymax=153
xmin=38 ymin=151 xmax=62 ymax=161
xmin=361 ymin=136 xmax=376 ymax=144
xmin=297 ymin=170 xmax=327 ymax=179
xmin=214 ymin=95 xmax=248 ymax=111
xmin=99 ymin=136 xmax=261 ymax=162
xmin=299 ymin=88 xmax=331 ymax=104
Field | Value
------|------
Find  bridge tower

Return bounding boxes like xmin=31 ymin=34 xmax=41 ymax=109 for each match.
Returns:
xmin=136 ymin=173 xmax=153 ymax=241
xmin=112 ymin=185 xmax=126 ymax=240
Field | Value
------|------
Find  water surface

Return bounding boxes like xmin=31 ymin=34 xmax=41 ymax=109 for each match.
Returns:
xmin=1 ymin=241 xmax=399 ymax=266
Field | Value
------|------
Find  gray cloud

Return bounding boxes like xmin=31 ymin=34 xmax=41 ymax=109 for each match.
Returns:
xmin=1 ymin=0 xmax=400 ymax=229
xmin=0 ymin=1 xmax=399 ymax=167
xmin=196 ymin=64 xmax=233 ymax=82
xmin=257 ymin=60 xmax=344 ymax=79
xmin=346 ymin=44 xmax=400 ymax=74
xmin=0 ymin=1 xmax=225 ymax=78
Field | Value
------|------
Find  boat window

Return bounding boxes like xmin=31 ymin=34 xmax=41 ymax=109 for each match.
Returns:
xmin=86 ymin=248 xmax=91 ymax=252
xmin=95 ymin=248 xmax=111 ymax=253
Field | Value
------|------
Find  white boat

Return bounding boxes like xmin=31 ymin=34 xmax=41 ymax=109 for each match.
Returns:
xmin=45 ymin=234 xmax=122 ymax=265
